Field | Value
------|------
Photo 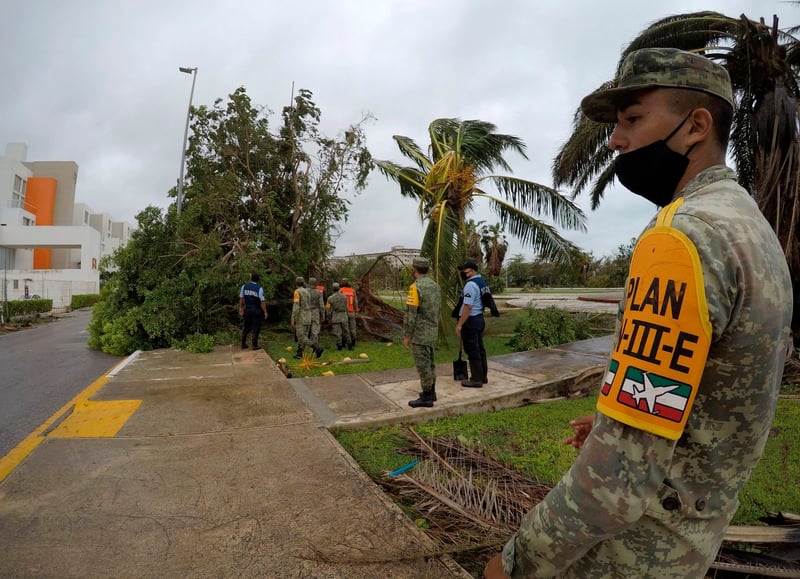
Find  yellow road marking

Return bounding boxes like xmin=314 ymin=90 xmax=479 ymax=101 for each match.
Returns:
xmin=48 ymin=399 xmax=142 ymax=438
xmin=0 ymin=356 xmax=136 ymax=484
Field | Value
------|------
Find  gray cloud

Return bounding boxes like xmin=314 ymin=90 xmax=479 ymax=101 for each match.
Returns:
xmin=0 ymin=0 xmax=782 ymax=258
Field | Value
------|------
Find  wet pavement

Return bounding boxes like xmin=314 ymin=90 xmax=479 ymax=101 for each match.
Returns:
xmin=0 ymin=336 xmax=614 ymax=578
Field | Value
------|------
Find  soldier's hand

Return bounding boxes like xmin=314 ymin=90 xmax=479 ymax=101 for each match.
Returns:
xmin=562 ymin=414 xmax=594 ymax=449
xmin=483 ymin=553 xmax=509 ymax=578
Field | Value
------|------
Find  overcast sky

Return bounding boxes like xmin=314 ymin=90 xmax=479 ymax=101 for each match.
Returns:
xmin=0 ymin=0 xmax=786 ymax=260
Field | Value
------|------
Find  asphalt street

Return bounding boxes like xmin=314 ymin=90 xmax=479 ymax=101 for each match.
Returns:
xmin=0 ymin=309 xmax=121 ymax=457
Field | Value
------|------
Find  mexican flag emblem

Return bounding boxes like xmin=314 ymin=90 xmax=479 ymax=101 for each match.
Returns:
xmin=601 ymin=359 xmax=618 ymax=396
xmin=618 ymin=366 xmax=691 ymax=423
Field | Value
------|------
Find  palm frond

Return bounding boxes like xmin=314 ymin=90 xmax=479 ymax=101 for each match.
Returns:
xmin=480 ymin=175 xmax=586 ymax=232
xmin=622 ymin=12 xmax=737 ymax=60
xmin=428 ymin=118 xmax=527 ymax=175
xmin=553 ymin=103 xmax=615 ymax=196
xmin=478 ymin=194 xmax=580 ymax=263
xmin=587 ymin=164 xmax=618 ymax=210
xmin=374 ymin=160 xmax=429 ymax=202
xmin=393 ymin=135 xmax=432 ymax=172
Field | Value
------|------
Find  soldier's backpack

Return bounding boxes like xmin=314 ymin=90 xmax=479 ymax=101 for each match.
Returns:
xmin=450 ymin=276 xmax=500 ymax=318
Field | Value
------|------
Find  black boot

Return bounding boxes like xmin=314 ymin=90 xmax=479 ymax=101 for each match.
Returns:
xmin=315 ymin=346 xmax=325 ymax=358
xmin=337 ymin=343 xmax=343 ymax=351
xmin=461 ymin=359 xmax=484 ymax=388
xmin=347 ymin=341 xmax=354 ymax=351
xmin=418 ymin=384 xmax=437 ymax=402
xmin=408 ymin=389 xmax=435 ymax=408
xmin=481 ymin=353 xmax=489 ymax=384
xmin=294 ymin=346 xmax=303 ymax=359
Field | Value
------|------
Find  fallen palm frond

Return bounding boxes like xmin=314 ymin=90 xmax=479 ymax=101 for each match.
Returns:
xmin=378 ymin=427 xmax=800 ymax=576
xmin=379 ymin=427 xmax=551 ymax=553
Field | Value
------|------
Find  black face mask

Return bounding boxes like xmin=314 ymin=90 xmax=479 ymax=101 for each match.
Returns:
xmin=613 ymin=112 xmax=696 ymax=207
xmin=460 ymin=271 xmax=469 ymax=281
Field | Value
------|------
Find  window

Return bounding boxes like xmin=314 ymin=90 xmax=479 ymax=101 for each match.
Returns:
xmin=22 ymin=217 xmax=32 ymax=226
xmin=12 ymin=280 xmax=19 ymax=290
xmin=13 ymin=175 xmax=22 ymax=193
xmin=84 ymin=211 xmax=89 ymax=224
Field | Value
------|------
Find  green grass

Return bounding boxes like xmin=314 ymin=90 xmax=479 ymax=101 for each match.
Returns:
xmin=261 ymin=309 xmax=616 ymax=378
xmin=335 ymin=396 xmax=800 ymax=526
xmin=733 ymin=398 xmax=800 ymax=524
xmin=261 ymin=308 xmax=539 ymax=378
xmin=256 ymin=306 xmax=800 ymax=526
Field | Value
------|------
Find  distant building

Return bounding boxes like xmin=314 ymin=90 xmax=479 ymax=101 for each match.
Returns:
xmin=331 ymin=245 xmax=420 ymax=269
xmin=0 ymin=143 xmax=134 ymax=308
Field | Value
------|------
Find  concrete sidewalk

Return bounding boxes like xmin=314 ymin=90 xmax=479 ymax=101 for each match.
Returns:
xmin=0 ymin=337 xmax=612 ymax=578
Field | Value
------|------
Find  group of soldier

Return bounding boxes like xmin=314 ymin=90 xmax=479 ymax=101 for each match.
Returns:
xmin=291 ymin=276 xmax=358 ymax=359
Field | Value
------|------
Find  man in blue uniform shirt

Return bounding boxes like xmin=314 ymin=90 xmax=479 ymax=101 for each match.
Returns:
xmin=455 ymin=260 xmax=488 ymax=388
xmin=239 ymin=272 xmax=268 ymax=350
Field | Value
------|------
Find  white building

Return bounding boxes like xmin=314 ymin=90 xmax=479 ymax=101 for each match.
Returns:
xmin=0 ymin=143 xmax=133 ymax=309
xmin=332 ymin=245 xmax=421 ymax=269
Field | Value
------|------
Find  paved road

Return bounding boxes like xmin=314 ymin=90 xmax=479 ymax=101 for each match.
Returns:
xmin=0 ymin=309 xmax=121 ymax=457
xmin=502 ymin=290 xmax=623 ymax=314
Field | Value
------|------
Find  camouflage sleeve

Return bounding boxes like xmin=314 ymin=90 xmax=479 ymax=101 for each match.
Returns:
xmin=291 ymin=289 xmax=300 ymax=323
xmin=671 ymin=212 xmax=737 ymax=341
xmin=502 ymin=413 xmax=676 ymax=577
xmin=404 ymin=283 xmax=419 ymax=339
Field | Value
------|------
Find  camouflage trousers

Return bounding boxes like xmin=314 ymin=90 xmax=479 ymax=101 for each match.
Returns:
xmin=411 ymin=344 xmax=435 ymax=393
xmin=330 ymin=321 xmax=351 ymax=347
xmin=296 ymin=322 xmax=315 ymax=350
xmin=309 ymin=319 xmax=321 ymax=346
xmin=347 ymin=313 xmax=357 ymax=341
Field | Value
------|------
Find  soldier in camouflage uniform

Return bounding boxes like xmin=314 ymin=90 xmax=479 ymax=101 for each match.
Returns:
xmin=307 ymin=277 xmax=326 ymax=348
xmin=485 ymin=48 xmax=793 ymax=578
xmin=291 ymin=277 xmax=324 ymax=359
xmin=326 ymin=282 xmax=351 ymax=350
xmin=339 ymin=279 xmax=359 ymax=348
xmin=404 ymin=257 xmax=442 ymax=408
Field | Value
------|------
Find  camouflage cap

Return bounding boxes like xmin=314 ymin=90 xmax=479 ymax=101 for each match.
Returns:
xmin=412 ymin=256 xmax=430 ymax=269
xmin=309 ymin=277 xmax=317 ymax=285
xmin=332 ymin=282 xmax=340 ymax=290
xmin=581 ymin=48 xmax=734 ymax=123
xmin=295 ymin=276 xmax=305 ymax=284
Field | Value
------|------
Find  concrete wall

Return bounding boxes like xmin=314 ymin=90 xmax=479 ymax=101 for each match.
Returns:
xmin=0 ymin=225 xmax=101 ymax=273
xmin=0 ymin=226 xmax=101 ymax=309
xmin=1 ymin=270 xmax=99 ymax=309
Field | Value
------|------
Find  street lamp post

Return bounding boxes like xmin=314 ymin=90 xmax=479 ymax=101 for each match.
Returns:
xmin=177 ymin=66 xmax=197 ymax=215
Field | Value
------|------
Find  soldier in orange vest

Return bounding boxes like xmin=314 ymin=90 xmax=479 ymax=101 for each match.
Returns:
xmin=339 ymin=279 xmax=358 ymax=349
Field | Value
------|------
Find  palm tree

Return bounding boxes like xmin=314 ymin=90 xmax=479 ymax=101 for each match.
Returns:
xmin=377 ymin=118 xmax=586 ymax=309
xmin=480 ymin=223 xmax=509 ymax=277
xmin=553 ymin=11 xmax=800 ymax=340
xmin=465 ymin=218 xmax=485 ymax=267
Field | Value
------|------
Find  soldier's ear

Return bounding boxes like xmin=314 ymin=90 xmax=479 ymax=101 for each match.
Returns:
xmin=686 ymin=108 xmax=712 ymax=147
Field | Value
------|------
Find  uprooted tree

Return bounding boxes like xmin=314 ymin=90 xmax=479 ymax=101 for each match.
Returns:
xmin=89 ymin=86 xmax=373 ymax=355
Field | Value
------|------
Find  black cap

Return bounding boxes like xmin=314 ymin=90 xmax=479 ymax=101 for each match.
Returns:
xmin=458 ymin=260 xmax=478 ymax=271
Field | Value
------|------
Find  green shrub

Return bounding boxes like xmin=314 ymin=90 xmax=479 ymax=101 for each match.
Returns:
xmin=179 ymin=333 xmax=216 ymax=353
xmin=486 ymin=275 xmax=506 ymax=295
xmin=507 ymin=305 xmax=592 ymax=351
xmin=71 ymin=294 xmax=101 ymax=309
xmin=7 ymin=299 xmax=53 ymax=317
